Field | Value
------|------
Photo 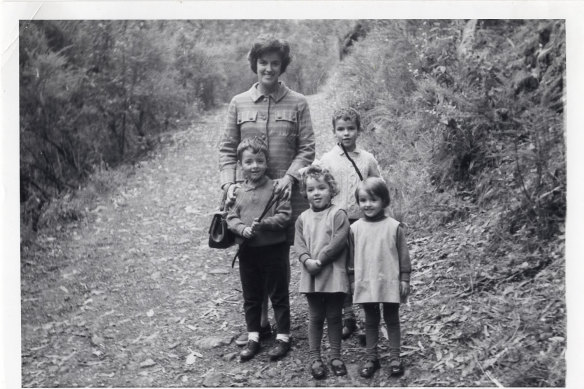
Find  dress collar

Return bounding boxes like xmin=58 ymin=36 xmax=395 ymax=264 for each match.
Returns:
xmin=335 ymin=144 xmax=361 ymax=156
xmin=249 ymin=81 xmax=289 ymax=103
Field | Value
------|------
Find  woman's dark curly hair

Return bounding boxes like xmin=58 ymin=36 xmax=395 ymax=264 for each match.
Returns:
xmin=299 ymin=165 xmax=339 ymax=199
xmin=248 ymin=35 xmax=292 ymax=74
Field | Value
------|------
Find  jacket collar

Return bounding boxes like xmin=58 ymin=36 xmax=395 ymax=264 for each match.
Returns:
xmin=249 ymin=81 xmax=289 ymax=103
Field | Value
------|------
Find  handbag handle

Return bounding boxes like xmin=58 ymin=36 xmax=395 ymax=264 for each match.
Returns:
xmin=338 ymin=142 xmax=363 ymax=181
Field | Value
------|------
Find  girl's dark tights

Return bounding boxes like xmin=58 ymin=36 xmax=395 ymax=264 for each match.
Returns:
xmin=361 ymin=302 xmax=400 ymax=361
xmin=306 ymin=292 xmax=345 ymax=361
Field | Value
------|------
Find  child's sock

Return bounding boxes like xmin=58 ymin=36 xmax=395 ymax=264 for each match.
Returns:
xmin=276 ymin=333 xmax=290 ymax=343
xmin=248 ymin=332 xmax=260 ymax=342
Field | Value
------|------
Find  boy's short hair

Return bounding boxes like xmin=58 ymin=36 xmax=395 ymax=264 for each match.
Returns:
xmin=332 ymin=107 xmax=361 ymax=131
xmin=248 ymin=35 xmax=292 ymax=74
xmin=236 ymin=137 xmax=269 ymax=161
xmin=300 ymin=165 xmax=339 ymax=199
xmin=355 ymin=177 xmax=390 ymax=208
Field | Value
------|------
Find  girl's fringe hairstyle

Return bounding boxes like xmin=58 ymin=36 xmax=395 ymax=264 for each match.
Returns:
xmin=332 ymin=107 xmax=361 ymax=131
xmin=355 ymin=177 xmax=391 ymax=208
xmin=248 ymin=35 xmax=292 ymax=74
xmin=300 ymin=164 xmax=339 ymax=199
xmin=236 ymin=137 xmax=269 ymax=161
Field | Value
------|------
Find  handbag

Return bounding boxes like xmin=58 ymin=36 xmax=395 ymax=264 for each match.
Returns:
xmin=208 ymin=190 xmax=235 ymax=249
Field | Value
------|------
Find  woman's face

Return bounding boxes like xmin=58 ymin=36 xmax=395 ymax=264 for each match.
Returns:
xmin=257 ymin=51 xmax=282 ymax=91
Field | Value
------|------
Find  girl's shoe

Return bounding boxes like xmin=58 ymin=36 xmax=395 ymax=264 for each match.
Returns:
xmin=329 ymin=358 xmax=347 ymax=376
xmin=310 ymin=359 xmax=327 ymax=380
xmin=359 ymin=359 xmax=380 ymax=378
xmin=389 ymin=359 xmax=404 ymax=376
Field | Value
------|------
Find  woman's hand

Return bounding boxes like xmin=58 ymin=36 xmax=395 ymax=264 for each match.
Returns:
xmin=400 ymin=281 xmax=410 ymax=300
xmin=242 ymin=227 xmax=255 ymax=239
xmin=304 ymin=259 xmax=321 ymax=275
xmin=224 ymin=183 xmax=241 ymax=207
xmin=273 ymin=175 xmax=294 ymax=201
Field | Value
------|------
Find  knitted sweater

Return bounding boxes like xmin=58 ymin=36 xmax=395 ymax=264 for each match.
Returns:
xmin=226 ymin=176 xmax=291 ymax=247
xmin=318 ymin=145 xmax=382 ymax=219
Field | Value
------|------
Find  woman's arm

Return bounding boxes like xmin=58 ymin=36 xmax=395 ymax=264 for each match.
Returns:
xmin=218 ymin=98 xmax=240 ymax=189
xmin=286 ymin=98 xmax=315 ymax=182
xmin=316 ymin=210 xmax=350 ymax=266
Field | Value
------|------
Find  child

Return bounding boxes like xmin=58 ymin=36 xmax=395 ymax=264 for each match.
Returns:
xmin=294 ymin=165 xmax=351 ymax=379
xmin=226 ymin=137 xmax=292 ymax=362
xmin=318 ymin=107 xmax=383 ymax=339
xmin=350 ymin=177 xmax=411 ymax=378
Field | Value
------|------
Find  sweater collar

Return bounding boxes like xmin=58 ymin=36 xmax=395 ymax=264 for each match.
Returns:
xmin=363 ymin=212 xmax=387 ymax=222
xmin=243 ymin=176 xmax=269 ymax=190
xmin=249 ymin=81 xmax=289 ymax=103
xmin=335 ymin=143 xmax=361 ymax=156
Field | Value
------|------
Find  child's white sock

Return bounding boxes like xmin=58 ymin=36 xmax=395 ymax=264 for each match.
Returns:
xmin=276 ymin=333 xmax=290 ymax=343
xmin=248 ymin=332 xmax=259 ymax=342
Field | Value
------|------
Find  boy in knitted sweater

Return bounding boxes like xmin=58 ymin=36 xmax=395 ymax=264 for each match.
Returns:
xmin=226 ymin=137 xmax=292 ymax=362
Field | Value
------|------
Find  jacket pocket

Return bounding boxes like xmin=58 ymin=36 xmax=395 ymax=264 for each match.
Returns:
xmin=237 ymin=111 xmax=262 ymax=139
xmin=237 ymin=110 xmax=258 ymax=124
xmin=273 ymin=110 xmax=298 ymax=137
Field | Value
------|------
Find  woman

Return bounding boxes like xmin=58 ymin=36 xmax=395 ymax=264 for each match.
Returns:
xmin=218 ymin=35 xmax=315 ymax=361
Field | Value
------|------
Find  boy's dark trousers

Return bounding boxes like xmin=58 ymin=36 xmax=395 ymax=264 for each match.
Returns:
xmin=238 ymin=242 xmax=290 ymax=335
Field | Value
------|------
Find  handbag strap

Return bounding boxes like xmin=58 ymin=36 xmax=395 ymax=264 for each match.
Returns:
xmin=231 ymin=186 xmax=282 ymax=267
xmin=338 ymin=142 xmax=364 ymax=181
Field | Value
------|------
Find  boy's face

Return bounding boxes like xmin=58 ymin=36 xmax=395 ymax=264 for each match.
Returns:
xmin=333 ymin=118 xmax=359 ymax=152
xmin=305 ymin=176 xmax=332 ymax=211
xmin=239 ymin=149 xmax=267 ymax=183
xmin=357 ymin=189 xmax=384 ymax=219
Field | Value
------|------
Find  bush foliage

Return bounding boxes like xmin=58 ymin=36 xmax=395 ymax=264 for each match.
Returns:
xmin=325 ymin=20 xmax=565 ymax=244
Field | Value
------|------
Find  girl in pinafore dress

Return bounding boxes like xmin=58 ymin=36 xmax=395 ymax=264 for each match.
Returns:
xmin=294 ymin=165 xmax=350 ymax=380
xmin=350 ymin=177 xmax=412 ymax=378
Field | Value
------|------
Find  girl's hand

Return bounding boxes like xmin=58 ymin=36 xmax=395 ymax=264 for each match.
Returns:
xmin=242 ymin=227 xmax=254 ymax=239
xmin=304 ymin=259 xmax=321 ymax=275
xmin=400 ymin=281 xmax=410 ymax=299
xmin=274 ymin=175 xmax=294 ymax=201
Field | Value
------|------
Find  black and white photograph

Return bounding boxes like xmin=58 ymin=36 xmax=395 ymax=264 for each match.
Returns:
xmin=2 ymin=1 xmax=584 ymax=388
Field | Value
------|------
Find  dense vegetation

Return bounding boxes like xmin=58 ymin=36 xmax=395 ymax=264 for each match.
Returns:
xmin=326 ymin=19 xmax=566 ymax=386
xmin=20 ymin=20 xmax=342 ymax=234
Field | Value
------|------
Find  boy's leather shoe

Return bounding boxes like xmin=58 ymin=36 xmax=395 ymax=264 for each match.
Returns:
xmin=268 ymin=339 xmax=290 ymax=361
xmin=240 ymin=340 xmax=260 ymax=361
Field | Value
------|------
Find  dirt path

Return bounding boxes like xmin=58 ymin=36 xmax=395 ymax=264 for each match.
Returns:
xmin=20 ymin=93 xmax=544 ymax=387
xmin=21 ymin=94 xmax=391 ymax=388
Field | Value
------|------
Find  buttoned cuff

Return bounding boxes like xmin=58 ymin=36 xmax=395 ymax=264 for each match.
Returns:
xmin=220 ymin=168 xmax=236 ymax=188
xmin=400 ymin=273 xmax=411 ymax=283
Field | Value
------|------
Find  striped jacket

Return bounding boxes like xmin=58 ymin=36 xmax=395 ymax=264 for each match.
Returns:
xmin=219 ymin=82 xmax=315 ymax=239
